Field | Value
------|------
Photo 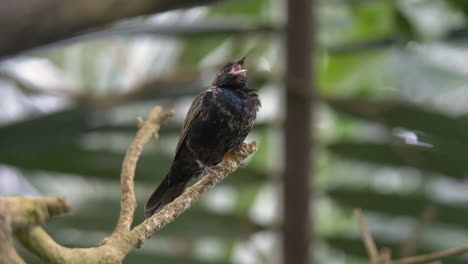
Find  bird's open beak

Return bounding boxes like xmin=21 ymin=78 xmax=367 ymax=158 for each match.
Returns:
xmin=231 ymin=57 xmax=247 ymax=76
xmin=237 ymin=57 xmax=245 ymax=66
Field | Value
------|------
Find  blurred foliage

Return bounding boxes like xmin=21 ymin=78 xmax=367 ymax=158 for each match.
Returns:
xmin=3 ymin=0 xmax=468 ymax=263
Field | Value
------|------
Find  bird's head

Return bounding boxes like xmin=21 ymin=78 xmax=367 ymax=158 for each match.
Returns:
xmin=211 ymin=57 xmax=248 ymax=89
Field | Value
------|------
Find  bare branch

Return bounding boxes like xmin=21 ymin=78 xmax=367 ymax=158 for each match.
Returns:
xmin=14 ymin=142 xmax=257 ymax=263
xmin=0 ymin=196 xmax=72 ymax=229
xmin=354 ymin=208 xmax=380 ymax=264
xmin=126 ymin=141 xmax=258 ymax=248
xmin=400 ymin=205 xmax=437 ymax=257
xmin=390 ymin=246 xmax=468 ymax=264
xmin=0 ymin=215 xmax=25 ymax=264
xmin=380 ymin=248 xmax=392 ymax=264
xmin=107 ymin=106 xmax=173 ymax=241
xmin=354 ymin=208 xmax=468 ymax=264
xmin=8 ymin=105 xmax=258 ymax=263
xmin=0 ymin=196 xmax=71 ymax=264
xmin=16 ymin=227 xmax=83 ymax=264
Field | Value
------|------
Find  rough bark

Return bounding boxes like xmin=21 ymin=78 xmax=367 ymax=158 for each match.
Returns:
xmin=0 ymin=197 xmax=72 ymax=264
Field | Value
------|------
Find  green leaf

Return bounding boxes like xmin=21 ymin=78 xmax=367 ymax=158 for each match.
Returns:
xmin=328 ymin=142 xmax=468 ymax=179
xmin=327 ymin=98 xmax=468 ymax=143
xmin=328 ymin=188 xmax=468 ymax=229
xmin=449 ymin=0 xmax=468 ymax=17
xmin=349 ymin=1 xmax=394 ymax=41
xmin=318 ymin=51 xmax=390 ymax=97
xmin=48 ymin=21 xmax=278 ymax=56
xmin=0 ymin=108 xmax=92 ymax=151
xmin=210 ymin=0 xmax=270 ymax=18
xmin=179 ymin=35 xmax=229 ymax=68
xmin=1 ymin=146 xmax=170 ymax=182
xmin=3 ymin=144 xmax=266 ymax=185
xmin=394 ymin=3 xmax=417 ymax=41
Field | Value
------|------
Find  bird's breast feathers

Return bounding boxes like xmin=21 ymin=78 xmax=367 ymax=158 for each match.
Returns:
xmin=215 ymin=89 xmax=244 ymax=113
xmin=208 ymin=87 xmax=259 ymax=115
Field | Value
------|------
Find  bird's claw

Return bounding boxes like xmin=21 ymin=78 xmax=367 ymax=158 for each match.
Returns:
xmin=205 ymin=166 xmax=220 ymax=177
xmin=196 ymin=160 xmax=220 ymax=177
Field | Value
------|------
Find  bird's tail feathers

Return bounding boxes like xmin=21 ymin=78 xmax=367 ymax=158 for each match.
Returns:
xmin=144 ymin=174 xmax=188 ymax=218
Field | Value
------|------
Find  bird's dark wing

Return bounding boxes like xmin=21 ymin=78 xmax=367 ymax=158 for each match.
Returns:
xmin=224 ymin=122 xmax=253 ymax=152
xmin=174 ymin=89 xmax=213 ymax=156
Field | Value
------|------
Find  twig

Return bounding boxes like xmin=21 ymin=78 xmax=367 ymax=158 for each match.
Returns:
xmin=380 ymin=248 xmax=392 ymax=264
xmin=354 ymin=208 xmax=380 ymax=263
xmin=354 ymin=208 xmax=468 ymax=264
xmin=390 ymin=246 xmax=468 ymax=264
xmin=400 ymin=205 xmax=437 ymax=257
xmin=106 ymin=106 xmax=173 ymax=242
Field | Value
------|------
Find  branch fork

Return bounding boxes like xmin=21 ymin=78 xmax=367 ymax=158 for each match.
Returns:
xmin=354 ymin=208 xmax=468 ymax=264
xmin=0 ymin=105 xmax=258 ymax=264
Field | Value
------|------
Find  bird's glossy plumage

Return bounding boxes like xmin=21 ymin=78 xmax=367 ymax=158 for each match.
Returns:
xmin=145 ymin=58 xmax=260 ymax=217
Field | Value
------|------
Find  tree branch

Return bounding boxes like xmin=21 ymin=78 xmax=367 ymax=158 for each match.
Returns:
xmin=0 ymin=0 xmax=225 ymax=58
xmin=390 ymin=246 xmax=468 ymax=264
xmin=129 ymin=141 xmax=257 ymax=246
xmin=354 ymin=207 xmax=468 ymax=264
xmin=1 ymin=197 xmax=72 ymax=229
xmin=108 ymin=106 xmax=173 ymax=241
xmin=400 ymin=205 xmax=437 ymax=257
xmin=0 ymin=210 xmax=25 ymax=264
xmin=354 ymin=208 xmax=379 ymax=263
xmin=0 ymin=197 xmax=72 ymax=264
xmin=4 ymin=105 xmax=257 ymax=263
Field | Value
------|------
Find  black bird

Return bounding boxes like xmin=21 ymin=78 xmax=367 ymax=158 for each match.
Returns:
xmin=145 ymin=57 xmax=261 ymax=217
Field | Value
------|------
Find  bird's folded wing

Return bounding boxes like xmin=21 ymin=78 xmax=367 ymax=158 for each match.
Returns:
xmin=174 ymin=89 xmax=213 ymax=156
